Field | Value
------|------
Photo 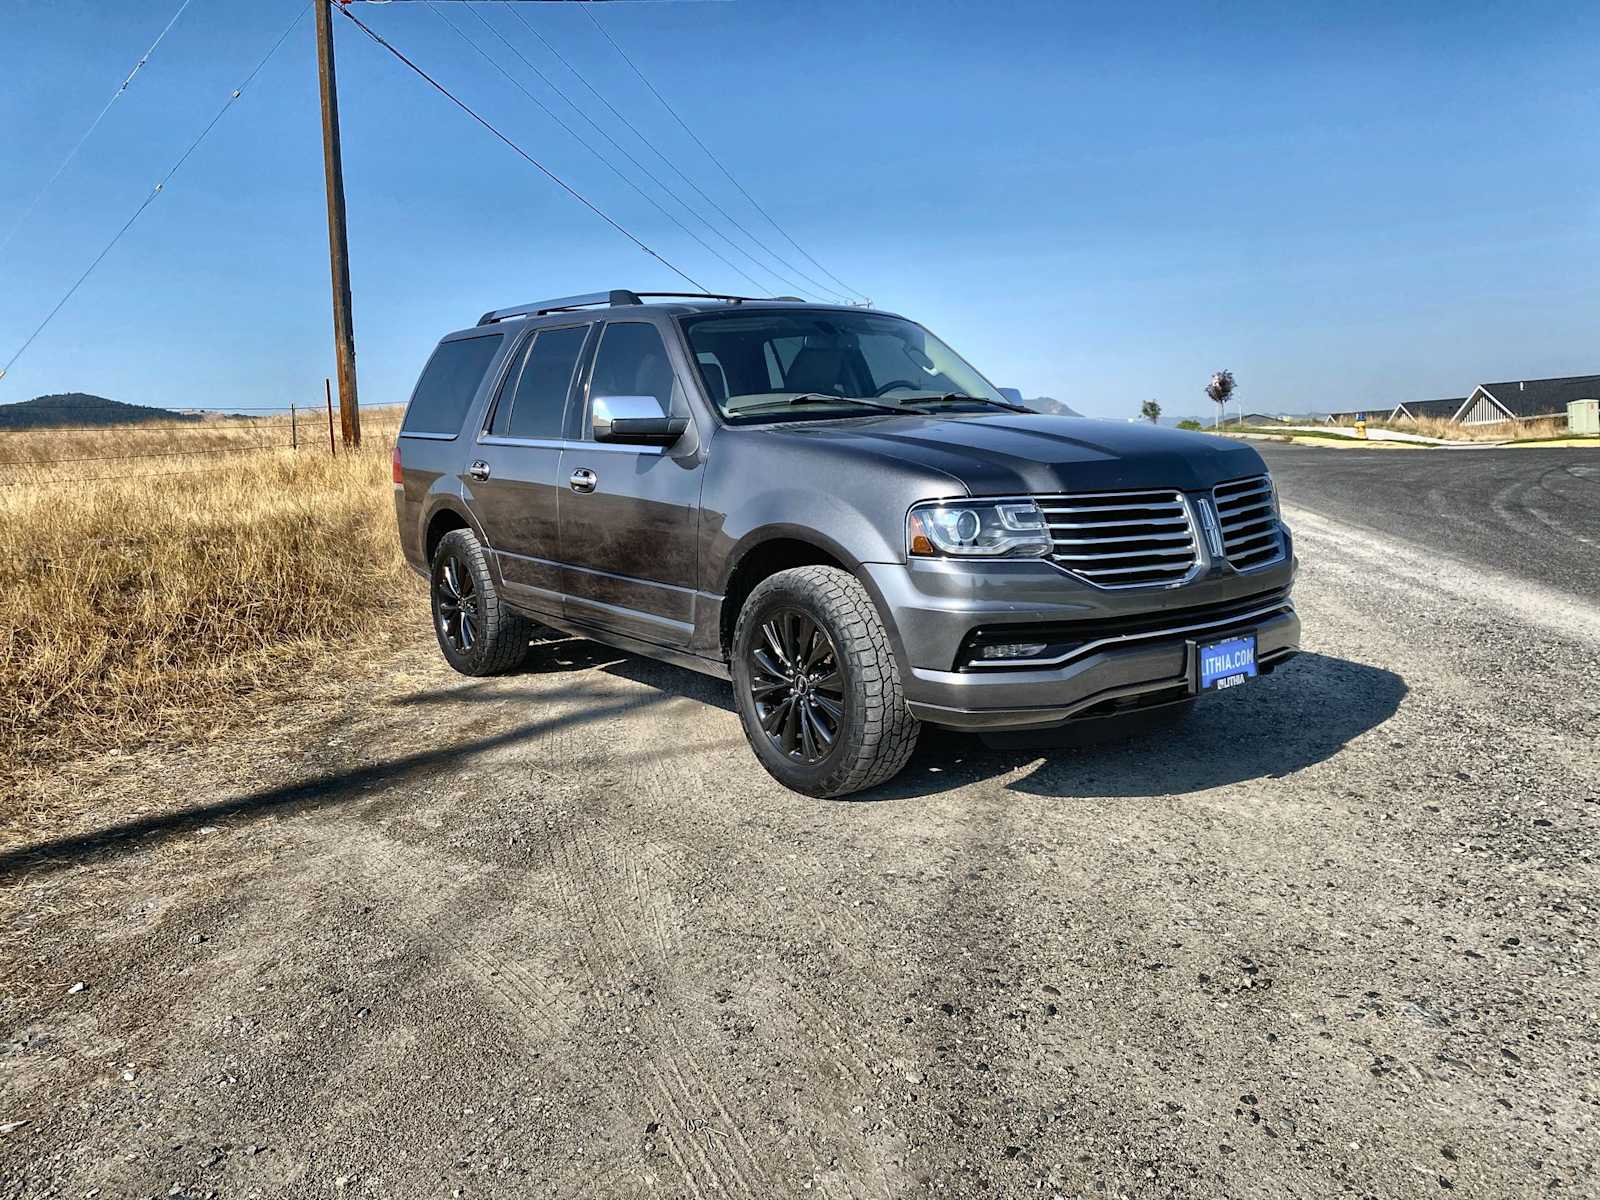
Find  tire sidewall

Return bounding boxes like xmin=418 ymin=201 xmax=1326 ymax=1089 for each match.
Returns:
xmin=731 ymin=574 xmax=876 ymax=796
xmin=430 ymin=530 xmax=493 ymax=674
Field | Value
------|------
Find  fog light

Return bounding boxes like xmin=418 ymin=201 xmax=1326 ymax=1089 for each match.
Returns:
xmin=980 ymin=642 xmax=1050 ymax=660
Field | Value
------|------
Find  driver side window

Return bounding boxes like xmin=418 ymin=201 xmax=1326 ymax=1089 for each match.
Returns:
xmin=590 ymin=322 xmax=675 ymax=417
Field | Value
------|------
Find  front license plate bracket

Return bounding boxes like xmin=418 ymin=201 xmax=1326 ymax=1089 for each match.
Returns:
xmin=1194 ymin=633 xmax=1258 ymax=691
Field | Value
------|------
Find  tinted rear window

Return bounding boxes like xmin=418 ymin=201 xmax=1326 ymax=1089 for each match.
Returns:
xmin=490 ymin=326 xmax=589 ymax=439
xmin=401 ymin=334 xmax=504 ymax=436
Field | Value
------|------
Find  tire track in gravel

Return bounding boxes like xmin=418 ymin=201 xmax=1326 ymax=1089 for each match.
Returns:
xmin=1525 ymin=464 xmax=1600 ymax=548
xmin=538 ymin=799 xmax=754 ymax=1200
xmin=573 ymin=681 xmax=897 ymax=1199
xmin=328 ymin=812 xmax=659 ymax=1200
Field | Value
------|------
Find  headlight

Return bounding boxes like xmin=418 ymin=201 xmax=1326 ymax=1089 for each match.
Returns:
xmin=907 ymin=499 xmax=1052 ymax=558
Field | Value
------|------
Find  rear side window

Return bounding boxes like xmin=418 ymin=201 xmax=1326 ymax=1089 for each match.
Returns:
xmin=491 ymin=325 xmax=588 ymax=439
xmin=401 ymin=334 xmax=504 ymax=436
xmin=589 ymin=322 xmax=675 ymax=415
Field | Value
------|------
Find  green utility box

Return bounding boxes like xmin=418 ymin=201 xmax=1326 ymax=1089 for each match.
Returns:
xmin=1569 ymin=398 xmax=1600 ymax=436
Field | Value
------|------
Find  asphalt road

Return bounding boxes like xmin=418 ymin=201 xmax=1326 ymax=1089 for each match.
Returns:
xmin=3 ymin=447 xmax=1598 ymax=1199
xmin=1258 ymin=444 xmax=1600 ymax=598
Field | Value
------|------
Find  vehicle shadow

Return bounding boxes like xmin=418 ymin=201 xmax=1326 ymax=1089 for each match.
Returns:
xmin=0 ymin=688 xmax=671 ymax=883
xmin=474 ymin=639 xmax=1402 ymax=801
xmin=390 ymin=634 xmax=633 ymax=707
xmin=865 ymin=652 xmax=1406 ymax=801
xmin=1 ymin=647 xmax=1402 ymax=880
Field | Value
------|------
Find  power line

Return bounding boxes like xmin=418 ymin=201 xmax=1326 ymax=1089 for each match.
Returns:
xmin=580 ymin=2 xmax=869 ymax=304
xmin=0 ymin=0 xmax=197 ymax=260
xmin=487 ymin=2 xmax=830 ymax=301
xmin=0 ymin=2 xmax=312 ymax=386
xmin=509 ymin=2 xmax=854 ymax=303
xmin=337 ymin=3 xmax=707 ymax=292
xmin=425 ymin=1 xmax=776 ymax=296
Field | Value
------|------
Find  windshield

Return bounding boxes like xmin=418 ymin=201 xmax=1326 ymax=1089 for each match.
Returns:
xmin=680 ymin=309 xmax=1007 ymax=421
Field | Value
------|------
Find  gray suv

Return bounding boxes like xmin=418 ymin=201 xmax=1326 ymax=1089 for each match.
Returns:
xmin=393 ymin=290 xmax=1298 ymax=797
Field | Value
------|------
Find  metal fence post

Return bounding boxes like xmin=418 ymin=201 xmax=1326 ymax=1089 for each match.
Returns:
xmin=325 ymin=378 xmax=336 ymax=456
xmin=291 ymin=403 xmax=298 ymax=451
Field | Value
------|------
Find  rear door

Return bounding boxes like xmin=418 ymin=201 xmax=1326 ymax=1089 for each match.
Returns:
xmin=558 ymin=319 xmax=705 ymax=647
xmin=469 ymin=322 xmax=594 ymax=619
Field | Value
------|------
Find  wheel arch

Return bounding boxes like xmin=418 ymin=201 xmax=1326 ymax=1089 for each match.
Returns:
xmin=716 ymin=526 xmax=893 ymax=661
xmin=422 ymin=498 xmax=487 ymax=566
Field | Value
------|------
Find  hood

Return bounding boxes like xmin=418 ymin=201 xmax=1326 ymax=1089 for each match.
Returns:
xmin=765 ymin=413 xmax=1267 ymax=495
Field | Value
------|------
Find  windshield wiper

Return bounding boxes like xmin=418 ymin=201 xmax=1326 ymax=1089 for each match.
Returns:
xmin=908 ymin=392 xmax=1032 ymax=413
xmin=736 ymin=393 xmax=928 ymax=416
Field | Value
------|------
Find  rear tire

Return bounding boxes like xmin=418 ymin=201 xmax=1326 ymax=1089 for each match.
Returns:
xmin=429 ymin=528 xmax=532 ymax=676
xmin=731 ymin=566 xmax=920 ymax=798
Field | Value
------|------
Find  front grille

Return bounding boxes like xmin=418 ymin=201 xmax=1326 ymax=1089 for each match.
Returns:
xmin=1213 ymin=476 xmax=1284 ymax=571
xmin=1039 ymin=489 xmax=1198 ymax=588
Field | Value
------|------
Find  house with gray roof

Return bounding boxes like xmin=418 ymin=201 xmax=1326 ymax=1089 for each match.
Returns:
xmin=1455 ymin=375 xmax=1600 ymax=425
xmin=1388 ymin=397 xmax=1466 ymax=422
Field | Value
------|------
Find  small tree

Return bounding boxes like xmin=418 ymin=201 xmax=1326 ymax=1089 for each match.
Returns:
xmin=1139 ymin=399 xmax=1161 ymax=424
xmin=1205 ymin=370 xmax=1236 ymax=428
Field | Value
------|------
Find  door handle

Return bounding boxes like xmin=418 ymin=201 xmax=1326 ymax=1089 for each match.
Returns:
xmin=467 ymin=460 xmax=491 ymax=481
xmin=569 ymin=467 xmax=597 ymax=494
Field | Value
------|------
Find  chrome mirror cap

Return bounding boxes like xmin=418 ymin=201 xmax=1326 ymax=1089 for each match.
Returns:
xmin=592 ymin=394 xmax=665 ymax=440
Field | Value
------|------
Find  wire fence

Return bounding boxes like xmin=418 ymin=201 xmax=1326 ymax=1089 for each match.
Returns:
xmin=0 ymin=399 xmax=405 ymax=489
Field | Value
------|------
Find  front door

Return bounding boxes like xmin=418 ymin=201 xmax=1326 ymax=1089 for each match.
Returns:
xmin=558 ymin=319 xmax=704 ymax=647
xmin=470 ymin=322 xmax=593 ymax=621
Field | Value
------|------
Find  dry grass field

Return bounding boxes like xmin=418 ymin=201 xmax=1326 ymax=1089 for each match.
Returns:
xmin=0 ymin=408 xmax=418 ymax=822
xmin=1373 ymin=414 xmax=1569 ymax=441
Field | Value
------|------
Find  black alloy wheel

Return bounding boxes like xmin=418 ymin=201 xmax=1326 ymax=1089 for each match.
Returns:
xmin=746 ymin=607 xmax=846 ymax=765
xmin=427 ymin=527 xmax=533 ymax=676
xmin=434 ymin=549 xmax=480 ymax=654
xmin=730 ymin=565 xmax=921 ymax=797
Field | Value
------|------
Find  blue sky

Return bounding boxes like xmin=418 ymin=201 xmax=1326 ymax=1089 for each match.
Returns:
xmin=2 ymin=0 xmax=1596 ymax=419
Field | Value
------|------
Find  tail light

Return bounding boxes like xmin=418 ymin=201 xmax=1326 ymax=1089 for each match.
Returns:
xmin=391 ymin=442 xmax=403 ymax=485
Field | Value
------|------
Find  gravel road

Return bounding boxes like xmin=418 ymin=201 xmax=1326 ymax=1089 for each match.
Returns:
xmin=4 ymin=449 xmax=1598 ymax=1199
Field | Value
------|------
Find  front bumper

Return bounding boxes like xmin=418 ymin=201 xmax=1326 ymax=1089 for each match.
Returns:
xmin=860 ymin=528 xmax=1300 ymax=731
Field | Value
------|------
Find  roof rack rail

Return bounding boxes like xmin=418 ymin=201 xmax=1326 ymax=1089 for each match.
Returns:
xmin=478 ymin=290 xmax=642 ymax=325
xmin=477 ymin=290 xmax=811 ymax=325
xmin=630 ymin=292 xmax=808 ymax=305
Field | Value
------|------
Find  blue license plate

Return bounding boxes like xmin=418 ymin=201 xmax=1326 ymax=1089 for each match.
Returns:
xmin=1199 ymin=635 xmax=1258 ymax=691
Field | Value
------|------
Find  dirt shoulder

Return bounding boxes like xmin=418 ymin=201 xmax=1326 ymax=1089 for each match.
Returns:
xmin=3 ymin=507 xmax=1597 ymax=1198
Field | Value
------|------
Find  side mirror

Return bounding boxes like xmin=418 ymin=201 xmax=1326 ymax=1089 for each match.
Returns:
xmin=592 ymin=395 xmax=688 ymax=446
xmin=997 ymin=387 xmax=1025 ymax=406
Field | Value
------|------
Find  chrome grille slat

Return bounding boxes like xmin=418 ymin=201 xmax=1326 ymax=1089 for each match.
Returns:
xmin=1039 ymin=501 xmax=1186 ymax=515
xmin=1213 ymin=474 xmax=1285 ymax=571
xmin=1227 ymin=528 xmax=1278 ymax=547
xmin=1055 ymin=546 xmax=1195 ymax=562
xmin=1039 ymin=487 xmax=1198 ymax=588
xmin=1046 ymin=518 xmax=1190 ymax=531
xmin=1051 ymin=531 xmax=1193 ymax=546
xmin=1216 ymin=481 xmax=1271 ymax=500
xmin=1217 ymin=495 xmax=1273 ymax=514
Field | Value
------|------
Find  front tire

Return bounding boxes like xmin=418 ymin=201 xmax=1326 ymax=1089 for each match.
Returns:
xmin=429 ymin=528 xmax=532 ymax=676
xmin=731 ymin=566 xmax=920 ymax=798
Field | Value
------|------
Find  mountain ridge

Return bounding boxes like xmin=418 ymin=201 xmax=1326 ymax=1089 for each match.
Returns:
xmin=0 ymin=393 xmax=197 ymax=429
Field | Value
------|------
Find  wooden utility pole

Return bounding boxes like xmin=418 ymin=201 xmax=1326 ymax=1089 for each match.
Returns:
xmin=315 ymin=0 xmax=360 ymax=449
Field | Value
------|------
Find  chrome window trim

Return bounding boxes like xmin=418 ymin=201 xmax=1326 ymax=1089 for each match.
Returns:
xmin=475 ymin=434 xmax=664 ymax=456
xmin=967 ymin=600 xmax=1295 ymax=670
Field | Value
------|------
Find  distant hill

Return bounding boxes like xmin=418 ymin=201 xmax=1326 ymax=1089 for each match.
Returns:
xmin=0 ymin=393 xmax=198 ymax=429
xmin=1024 ymin=396 xmax=1083 ymax=417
